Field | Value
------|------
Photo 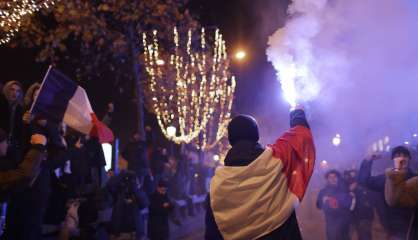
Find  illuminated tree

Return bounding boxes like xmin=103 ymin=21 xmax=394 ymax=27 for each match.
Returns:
xmin=3 ymin=0 xmax=197 ymax=138
xmin=143 ymin=27 xmax=235 ymax=150
xmin=0 ymin=0 xmax=56 ymax=45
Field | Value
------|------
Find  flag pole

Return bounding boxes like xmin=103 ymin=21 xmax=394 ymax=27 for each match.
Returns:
xmin=29 ymin=65 xmax=53 ymax=113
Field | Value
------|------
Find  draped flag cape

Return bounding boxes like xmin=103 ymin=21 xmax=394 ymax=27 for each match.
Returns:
xmin=210 ymin=126 xmax=315 ymax=240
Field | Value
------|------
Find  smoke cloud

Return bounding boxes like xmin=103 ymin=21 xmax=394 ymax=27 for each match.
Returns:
xmin=266 ymin=0 xmax=418 ymax=166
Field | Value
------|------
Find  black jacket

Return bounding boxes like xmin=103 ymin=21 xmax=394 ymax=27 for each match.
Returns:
xmin=148 ymin=191 xmax=174 ymax=240
xmin=122 ymin=140 xmax=149 ymax=176
xmin=0 ymin=96 xmax=23 ymax=147
xmin=0 ymin=144 xmax=46 ymax=201
xmin=107 ymin=170 xmax=149 ymax=235
xmin=205 ymin=109 xmax=309 ymax=240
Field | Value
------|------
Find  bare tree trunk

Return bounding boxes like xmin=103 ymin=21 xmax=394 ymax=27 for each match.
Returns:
xmin=129 ymin=24 xmax=145 ymax=140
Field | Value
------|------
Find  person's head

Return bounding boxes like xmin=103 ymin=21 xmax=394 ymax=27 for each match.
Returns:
xmin=3 ymin=81 xmax=23 ymax=104
xmin=24 ymin=83 xmax=41 ymax=107
xmin=0 ymin=129 xmax=8 ymax=157
xmin=325 ymin=169 xmax=341 ymax=186
xmin=391 ymin=146 xmax=411 ymax=170
xmin=157 ymin=179 xmax=169 ymax=195
xmin=227 ymin=115 xmax=259 ymax=146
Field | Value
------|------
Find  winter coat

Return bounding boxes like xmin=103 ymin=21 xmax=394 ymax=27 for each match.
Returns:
xmin=148 ymin=192 xmax=174 ymax=240
xmin=4 ymin=136 xmax=66 ymax=240
xmin=205 ymin=109 xmax=314 ymax=240
xmin=0 ymin=144 xmax=46 ymax=201
xmin=317 ymin=184 xmax=353 ymax=240
xmin=351 ymin=184 xmax=375 ymax=221
xmin=358 ymin=160 xmax=416 ymax=238
xmin=385 ymin=170 xmax=418 ymax=240
xmin=122 ymin=140 xmax=149 ymax=177
xmin=0 ymin=89 xmax=23 ymax=146
xmin=107 ymin=170 xmax=149 ymax=235
xmin=0 ymin=95 xmax=23 ymax=160
xmin=85 ymin=137 xmax=106 ymax=168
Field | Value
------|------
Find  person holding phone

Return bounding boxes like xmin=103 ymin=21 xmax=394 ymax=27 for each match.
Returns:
xmin=358 ymin=146 xmax=416 ymax=239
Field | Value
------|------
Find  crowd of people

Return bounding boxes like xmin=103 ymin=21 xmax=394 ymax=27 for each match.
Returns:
xmin=316 ymin=147 xmax=418 ymax=240
xmin=0 ymin=80 xmax=210 ymax=240
xmin=1 ymin=78 xmax=417 ymax=240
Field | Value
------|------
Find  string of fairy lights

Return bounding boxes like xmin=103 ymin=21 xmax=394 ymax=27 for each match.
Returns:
xmin=0 ymin=0 xmax=56 ymax=45
xmin=142 ymin=27 xmax=235 ymax=149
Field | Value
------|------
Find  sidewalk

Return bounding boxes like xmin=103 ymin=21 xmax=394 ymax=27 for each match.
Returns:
xmin=170 ymin=210 xmax=205 ymax=240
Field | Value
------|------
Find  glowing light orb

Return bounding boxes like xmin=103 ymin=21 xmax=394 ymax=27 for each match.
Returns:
xmin=156 ymin=59 xmax=165 ymax=65
xmin=332 ymin=134 xmax=341 ymax=146
xmin=320 ymin=160 xmax=328 ymax=168
xmin=235 ymin=50 xmax=246 ymax=60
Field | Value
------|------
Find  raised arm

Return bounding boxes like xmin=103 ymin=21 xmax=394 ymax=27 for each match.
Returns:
xmin=358 ymin=156 xmax=385 ymax=192
xmin=269 ymin=107 xmax=315 ymax=200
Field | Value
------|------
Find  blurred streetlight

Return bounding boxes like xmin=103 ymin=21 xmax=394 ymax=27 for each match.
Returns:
xmin=413 ymin=133 xmax=417 ymax=138
xmin=404 ymin=141 xmax=410 ymax=145
xmin=320 ymin=160 xmax=328 ymax=169
xmin=332 ymin=134 xmax=341 ymax=147
xmin=156 ymin=59 xmax=165 ymax=66
xmin=378 ymin=139 xmax=384 ymax=152
xmin=167 ymin=126 xmax=176 ymax=138
xmin=234 ymin=50 xmax=246 ymax=61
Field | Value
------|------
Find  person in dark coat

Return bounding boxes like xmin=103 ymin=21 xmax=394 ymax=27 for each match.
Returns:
xmin=385 ymin=169 xmax=418 ymax=240
xmin=344 ymin=170 xmax=374 ymax=240
xmin=84 ymin=135 xmax=106 ymax=187
xmin=148 ymin=179 xmax=174 ymax=240
xmin=205 ymin=107 xmax=315 ymax=240
xmin=122 ymin=132 xmax=150 ymax=183
xmin=0 ymin=81 xmax=24 ymax=162
xmin=317 ymin=170 xmax=353 ymax=240
xmin=358 ymin=146 xmax=416 ymax=239
xmin=107 ymin=160 xmax=149 ymax=239
xmin=4 ymin=121 xmax=67 ymax=240
xmin=0 ymin=129 xmax=47 ymax=197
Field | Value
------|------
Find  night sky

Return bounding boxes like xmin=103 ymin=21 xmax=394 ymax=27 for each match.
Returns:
xmin=0 ymin=0 xmax=291 ymax=145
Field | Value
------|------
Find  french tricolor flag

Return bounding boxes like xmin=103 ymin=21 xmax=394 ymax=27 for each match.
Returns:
xmin=30 ymin=67 xmax=114 ymax=143
xmin=210 ymin=126 xmax=315 ymax=240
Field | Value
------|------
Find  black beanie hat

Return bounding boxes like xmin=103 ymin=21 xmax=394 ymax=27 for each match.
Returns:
xmin=0 ymin=128 xmax=6 ymax=143
xmin=391 ymin=146 xmax=411 ymax=159
xmin=228 ymin=115 xmax=259 ymax=146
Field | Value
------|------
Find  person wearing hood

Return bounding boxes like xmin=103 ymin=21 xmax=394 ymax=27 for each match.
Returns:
xmin=205 ymin=106 xmax=315 ymax=240
xmin=358 ymin=146 xmax=416 ymax=239
xmin=0 ymin=81 xmax=24 ymax=162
